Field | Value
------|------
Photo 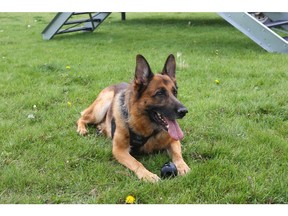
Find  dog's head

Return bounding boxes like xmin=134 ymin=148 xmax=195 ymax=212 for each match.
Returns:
xmin=133 ymin=54 xmax=188 ymax=141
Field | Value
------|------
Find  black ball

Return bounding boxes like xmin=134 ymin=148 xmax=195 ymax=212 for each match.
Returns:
xmin=160 ymin=162 xmax=178 ymax=179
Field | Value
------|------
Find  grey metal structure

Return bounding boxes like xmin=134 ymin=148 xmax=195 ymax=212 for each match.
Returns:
xmin=218 ymin=12 xmax=288 ymax=53
xmin=263 ymin=12 xmax=288 ymax=30
xmin=42 ymin=12 xmax=111 ymax=40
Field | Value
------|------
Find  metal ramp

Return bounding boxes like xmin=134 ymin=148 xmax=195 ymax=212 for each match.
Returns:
xmin=42 ymin=12 xmax=111 ymax=40
xmin=218 ymin=12 xmax=288 ymax=53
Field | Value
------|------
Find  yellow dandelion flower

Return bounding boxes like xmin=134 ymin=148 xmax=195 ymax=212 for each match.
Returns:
xmin=125 ymin=195 xmax=135 ymax=204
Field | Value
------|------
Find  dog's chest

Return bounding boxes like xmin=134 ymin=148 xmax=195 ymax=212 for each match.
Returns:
xmin=129 ymin=129 xmax=159 ymax=154
xmin=111 ymin=117 xmax=157 ymax=154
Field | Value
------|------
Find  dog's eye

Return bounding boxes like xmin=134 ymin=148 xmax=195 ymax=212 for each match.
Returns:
xmin=155 ymin=89 xmax=166 ymax=97
xmin=173 ymin=89 xmax=178 ymax=97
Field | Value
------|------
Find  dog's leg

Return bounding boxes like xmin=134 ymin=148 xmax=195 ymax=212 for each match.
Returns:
xmin=77 ymin=104 xmax=96 ymax=135
xmin=168 ymin=141 xmax=190 ymax=175
xmin=112 ymin=136 xmax=160 ymax=183
xmin=77 ymin=89 xmax=114 ymax=135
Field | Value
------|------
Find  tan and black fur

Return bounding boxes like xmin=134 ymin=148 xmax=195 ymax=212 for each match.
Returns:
xmin=77 ymin=54 xmax=190 ymax=182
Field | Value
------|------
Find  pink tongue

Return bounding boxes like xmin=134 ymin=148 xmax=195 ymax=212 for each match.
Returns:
xmin=165 ymin=118 xmax=184 ymax=141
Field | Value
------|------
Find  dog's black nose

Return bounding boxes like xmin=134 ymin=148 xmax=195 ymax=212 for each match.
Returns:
xmin=177 ymin=107 xmax=188 ymax=118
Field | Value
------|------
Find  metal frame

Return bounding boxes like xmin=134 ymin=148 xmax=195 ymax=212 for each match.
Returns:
xmin=218 ymin=12 xmax=288 ymax=53
xmin=42 ymin=12 xmax=111 ymax=40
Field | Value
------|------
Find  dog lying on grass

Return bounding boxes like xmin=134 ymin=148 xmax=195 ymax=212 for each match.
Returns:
xmin=77 ymin=54 xmax=190 ymax=182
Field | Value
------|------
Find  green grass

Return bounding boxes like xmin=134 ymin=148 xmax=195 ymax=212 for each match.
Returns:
xmin=0 ymin=12 xmax=288 ymax=204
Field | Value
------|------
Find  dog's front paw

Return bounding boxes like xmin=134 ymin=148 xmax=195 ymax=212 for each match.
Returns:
xmin=137 ymin=170 xmax=160 ymax=183
xmin=174 ymin=162 xmax=190 ymax=176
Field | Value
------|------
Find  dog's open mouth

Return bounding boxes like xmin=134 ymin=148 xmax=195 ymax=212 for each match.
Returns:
xmin=153 ymin=111 xmax=184 ymax=141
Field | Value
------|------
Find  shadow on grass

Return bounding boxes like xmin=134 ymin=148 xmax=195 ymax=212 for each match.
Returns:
xmin=44 ymin=31 xmax=108 ymax=42
xmin=113 ymin=16 xmax=230 ymax=27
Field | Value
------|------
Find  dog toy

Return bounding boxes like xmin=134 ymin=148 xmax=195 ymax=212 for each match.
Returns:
xmin=160 ymin=162 xmax=178 ymax=179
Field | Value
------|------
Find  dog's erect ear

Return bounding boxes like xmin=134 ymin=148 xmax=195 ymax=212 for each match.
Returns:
xmin=134 ymin=54 xmax=154 ymax=86
xmin=162 ymin=54 xmax=176 ymax=81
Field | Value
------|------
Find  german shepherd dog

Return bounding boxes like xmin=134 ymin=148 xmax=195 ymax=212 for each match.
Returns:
xmin=77 ymin=54 xmax=190 ymax=182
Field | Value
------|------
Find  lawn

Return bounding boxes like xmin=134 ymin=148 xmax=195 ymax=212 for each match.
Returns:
xmin=0 ymin=12 xmax=288 ymax=204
